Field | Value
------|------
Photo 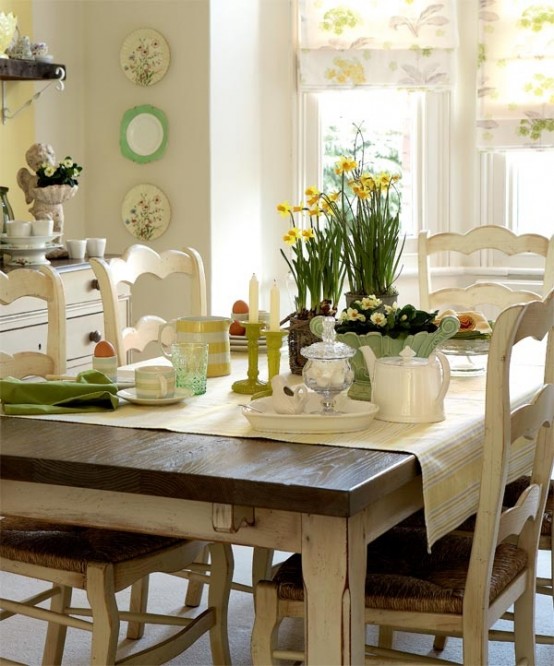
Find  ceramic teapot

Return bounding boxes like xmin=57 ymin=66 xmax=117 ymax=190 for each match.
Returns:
xmin=361 ymin=345 xmax=450 ymax=423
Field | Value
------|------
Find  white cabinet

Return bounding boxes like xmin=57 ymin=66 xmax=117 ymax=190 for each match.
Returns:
xmin=0 ymin=261 xmax=129 ymax=373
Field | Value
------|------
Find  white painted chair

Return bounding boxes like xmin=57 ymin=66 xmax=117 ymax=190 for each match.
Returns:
xmin=0 ymin=522 xmax=233 ymax=665
xmin=90 ymin=244 xmax=207 ymax=366
xmin=417 ymin=226 xmax=554 ymax=647
xmin=251 ymin=291 xmax=554 ymax=666
xmin=0 ymin=266 xmax=66 ymax=379
xmin=90 ymin=244 xmax=271 ymax=608
xmin=418 ymin=225 xmax=554 ymax=313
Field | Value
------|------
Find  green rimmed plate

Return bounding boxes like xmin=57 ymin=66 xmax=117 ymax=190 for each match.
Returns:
xmin=120 ymin=105 xmax=168 ymax=164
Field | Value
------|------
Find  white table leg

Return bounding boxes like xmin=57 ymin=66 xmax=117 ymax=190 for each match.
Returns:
xmin=301 ymin=513 xmax=366 ymax=665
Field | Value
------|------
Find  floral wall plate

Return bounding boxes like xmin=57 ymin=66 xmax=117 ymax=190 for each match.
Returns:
xmin=121 ymin=184 xmax=171 ymax=241
xmin=120 ymin=105 xmax=168 ymax=163
xmin=120 ymin=28 xmax=170 ymax=87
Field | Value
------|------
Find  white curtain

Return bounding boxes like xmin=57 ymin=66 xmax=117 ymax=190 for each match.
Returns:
xmin=297 ymin=0 xmax=458 ymax=90
xmin=477 ymin=0 xmax=554 ymax=149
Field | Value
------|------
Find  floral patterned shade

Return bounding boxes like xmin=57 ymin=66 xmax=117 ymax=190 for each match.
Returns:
xmin=298 ymin=0 xmax=458 ymax=90
xmin=478 ymin=0 xmax=554 ymax=149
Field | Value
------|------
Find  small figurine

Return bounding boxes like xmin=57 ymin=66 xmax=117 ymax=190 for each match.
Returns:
xmin=17 ymin=143 xmax=80 ymax=259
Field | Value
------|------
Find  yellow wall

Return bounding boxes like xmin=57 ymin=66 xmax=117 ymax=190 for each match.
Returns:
xmin=0 ymin=0 xmax=35 ymax=219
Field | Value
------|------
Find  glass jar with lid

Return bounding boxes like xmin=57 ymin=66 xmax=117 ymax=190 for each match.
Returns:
xmin=1 ymin=186 xmax=15 ymax=235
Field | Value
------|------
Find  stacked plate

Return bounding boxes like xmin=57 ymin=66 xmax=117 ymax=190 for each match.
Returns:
xmin=1 ymin=233 xmax=62 ymax=266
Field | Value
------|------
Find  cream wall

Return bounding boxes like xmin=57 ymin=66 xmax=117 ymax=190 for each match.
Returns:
xmin=2 ymin=0 xmax=294 ymax=321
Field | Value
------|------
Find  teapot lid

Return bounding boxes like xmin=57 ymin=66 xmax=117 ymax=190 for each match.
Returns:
xmin=378 ymin=345 xmax=429 ymax=367
xmin=301 ymin=316 xmax=356 ymax=360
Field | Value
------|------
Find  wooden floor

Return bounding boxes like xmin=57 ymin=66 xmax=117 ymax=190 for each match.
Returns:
xmin=0 ymin=547 xmax=552 ymax=665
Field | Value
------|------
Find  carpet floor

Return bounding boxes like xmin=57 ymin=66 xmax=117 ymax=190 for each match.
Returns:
xmin=0 ymin=546 xmax=552 ymax=665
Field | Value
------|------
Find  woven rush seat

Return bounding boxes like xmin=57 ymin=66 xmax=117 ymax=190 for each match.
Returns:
xmin=0 ymin=517 xmax=182 ymax=571
xmin=271 ymin=527 xmax=527 ymax=615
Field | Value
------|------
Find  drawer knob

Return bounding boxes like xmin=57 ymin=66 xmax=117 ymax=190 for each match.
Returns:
xmin=91 ymin=279 xmax=100 ymax=290
xmin=89 ymin=330 xmax=102 ymax=343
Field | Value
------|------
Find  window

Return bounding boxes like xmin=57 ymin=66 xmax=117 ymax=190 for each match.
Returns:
xmin=299 ymin=89 xmax=450 ymax=253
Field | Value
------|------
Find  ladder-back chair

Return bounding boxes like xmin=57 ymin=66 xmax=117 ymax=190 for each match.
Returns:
xmin=0 ymin=266 xmax=66 ymax=379
xmin=251 ymin=291 xmax=554 ymax=666
xmin=417 ymin=226 xmax=554 ymax=646
xmin=90 ymin=244 xmax=207 ymax=366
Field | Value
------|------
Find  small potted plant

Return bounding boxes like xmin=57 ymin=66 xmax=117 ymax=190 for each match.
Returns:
xmin=277 ymin=193 xmax=346 ymax=373
xmin=311 ymin=296 xmax=460 ymax=400
xmin=320 ymin=126 xmax=405 ymax=304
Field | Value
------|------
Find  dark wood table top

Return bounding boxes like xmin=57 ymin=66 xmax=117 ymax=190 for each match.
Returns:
xmin=0 ymin=416 xmax=419 ymax=518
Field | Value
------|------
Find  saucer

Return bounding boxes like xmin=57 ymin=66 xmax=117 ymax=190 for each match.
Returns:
xmin=117 ymin=387 xmax=192 ymax=406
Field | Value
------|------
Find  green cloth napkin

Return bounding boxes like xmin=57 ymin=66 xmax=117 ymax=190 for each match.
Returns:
xmin=0 ymin=370 xmax=119 ymax=415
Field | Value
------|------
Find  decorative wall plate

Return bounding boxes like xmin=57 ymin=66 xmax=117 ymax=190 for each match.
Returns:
xmin=120 ymin=105 xmax=168 ymax=163
xmin=120 ymin=28 xmax=170 ymax=87
xmin=121 ymin=184 xmax=171 ymax=241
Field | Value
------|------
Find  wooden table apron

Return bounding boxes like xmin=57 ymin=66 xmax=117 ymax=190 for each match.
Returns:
xmin=0 ymin=416 xmax=422 ymax=666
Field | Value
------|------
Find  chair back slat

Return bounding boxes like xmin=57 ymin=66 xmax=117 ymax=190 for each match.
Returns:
xmin=418 ymin=226 xmax=554 ymax=313
xmin=90 ymin=244 xmax=207 ymax=365
xmin=0 ymin=266 xmax=66 ymax=379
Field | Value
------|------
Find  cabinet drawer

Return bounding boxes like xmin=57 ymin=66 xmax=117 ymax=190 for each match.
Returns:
xmin=1 ymin=301 xmax=128 ymax=362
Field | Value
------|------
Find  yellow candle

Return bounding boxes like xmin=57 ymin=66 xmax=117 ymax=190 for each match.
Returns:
xmin=269 ymin=280 xmax=280 ymax=331
xmin=249 ymin=273 xmax=259 ymax=323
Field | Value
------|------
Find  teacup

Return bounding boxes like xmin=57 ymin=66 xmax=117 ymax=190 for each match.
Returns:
xmin=135 ymin=365 xmax=176 ymax=400
xmin=6 ymin=220 xmax=32 ymax=237
xmin=32 ymin=219 xmax=54 ymax=236
xmin=159 ymin=316 xmax=231 ymax=377
xmin=66 ymin=239 xmax=87 ymax=259
xmin=86 ymin=237 xmax=106 ymax=258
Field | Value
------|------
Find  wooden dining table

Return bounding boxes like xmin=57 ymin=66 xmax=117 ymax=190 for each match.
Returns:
xmin=0 ymin=347 xmax=544 ymax=665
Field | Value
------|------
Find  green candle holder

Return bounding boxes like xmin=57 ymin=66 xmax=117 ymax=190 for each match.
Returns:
xmin=251 ymin=329 xmax=287 ymax=400
xmin=231 ymin=321 xmax=268 ymax=395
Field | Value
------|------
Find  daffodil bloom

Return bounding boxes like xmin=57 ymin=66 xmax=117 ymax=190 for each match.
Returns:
xmin=277 ymin=201 xmax=292 ymax=217
xmin=283 ymin=231 xmax=297 ymax=245
xmin=302 ymin=228 xmax=315 ymax=240
xmin=305 ymin=186 xmax=320 ymax=207
xmin=334 ymin=155 xmax=357 ymax=175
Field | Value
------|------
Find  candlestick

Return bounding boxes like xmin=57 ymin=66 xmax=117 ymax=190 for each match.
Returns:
xmin=269 ymin=280 xmax=280 ymax=332
xmin=248 ymin=273 xmax=259 ymax=323
xmin=231 ymin=321 xmax=268 ymax=394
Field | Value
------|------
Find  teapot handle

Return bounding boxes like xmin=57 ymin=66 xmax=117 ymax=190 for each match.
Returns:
xmin=435 ymin=351 xmax=451 ymax=402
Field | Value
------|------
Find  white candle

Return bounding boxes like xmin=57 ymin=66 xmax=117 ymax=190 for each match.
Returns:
xmin=249 ymin=273 xmax=259 ymax=323
xmin=269 ymin=280 xmax=280 ymax=331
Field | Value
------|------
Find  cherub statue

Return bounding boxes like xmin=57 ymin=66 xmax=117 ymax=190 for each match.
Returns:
xmin=17 ymin=143 xmax=78 ymax=258
xmin=17 ymin=143 xmax=56 ymax=205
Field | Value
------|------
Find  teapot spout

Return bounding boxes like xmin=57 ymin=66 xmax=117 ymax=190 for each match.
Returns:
xmin=359 ymin=345 xmax=377 ymax=379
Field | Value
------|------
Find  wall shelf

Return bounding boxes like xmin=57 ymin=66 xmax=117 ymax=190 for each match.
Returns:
xmin=0 ymin=59 xmax=66 ymax=81
xmin=0 ymin=59 xmax=67 ymax=124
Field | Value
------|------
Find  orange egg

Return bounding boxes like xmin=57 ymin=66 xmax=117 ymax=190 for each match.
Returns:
xmin=230 ymin=320 xmax=246 ymax=336
xmin=232 ymin=299 xmax=249 ymax=314
xmin=94 ymin=340 xmax=116 ymax=357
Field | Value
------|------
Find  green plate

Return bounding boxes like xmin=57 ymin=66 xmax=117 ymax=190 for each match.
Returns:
xmin=120 ymin=105 xmax=168 ymax=164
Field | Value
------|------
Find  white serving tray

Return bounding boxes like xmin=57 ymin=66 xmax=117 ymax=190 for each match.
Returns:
xmin=242 ymin=393 xmax=379 ymax=434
